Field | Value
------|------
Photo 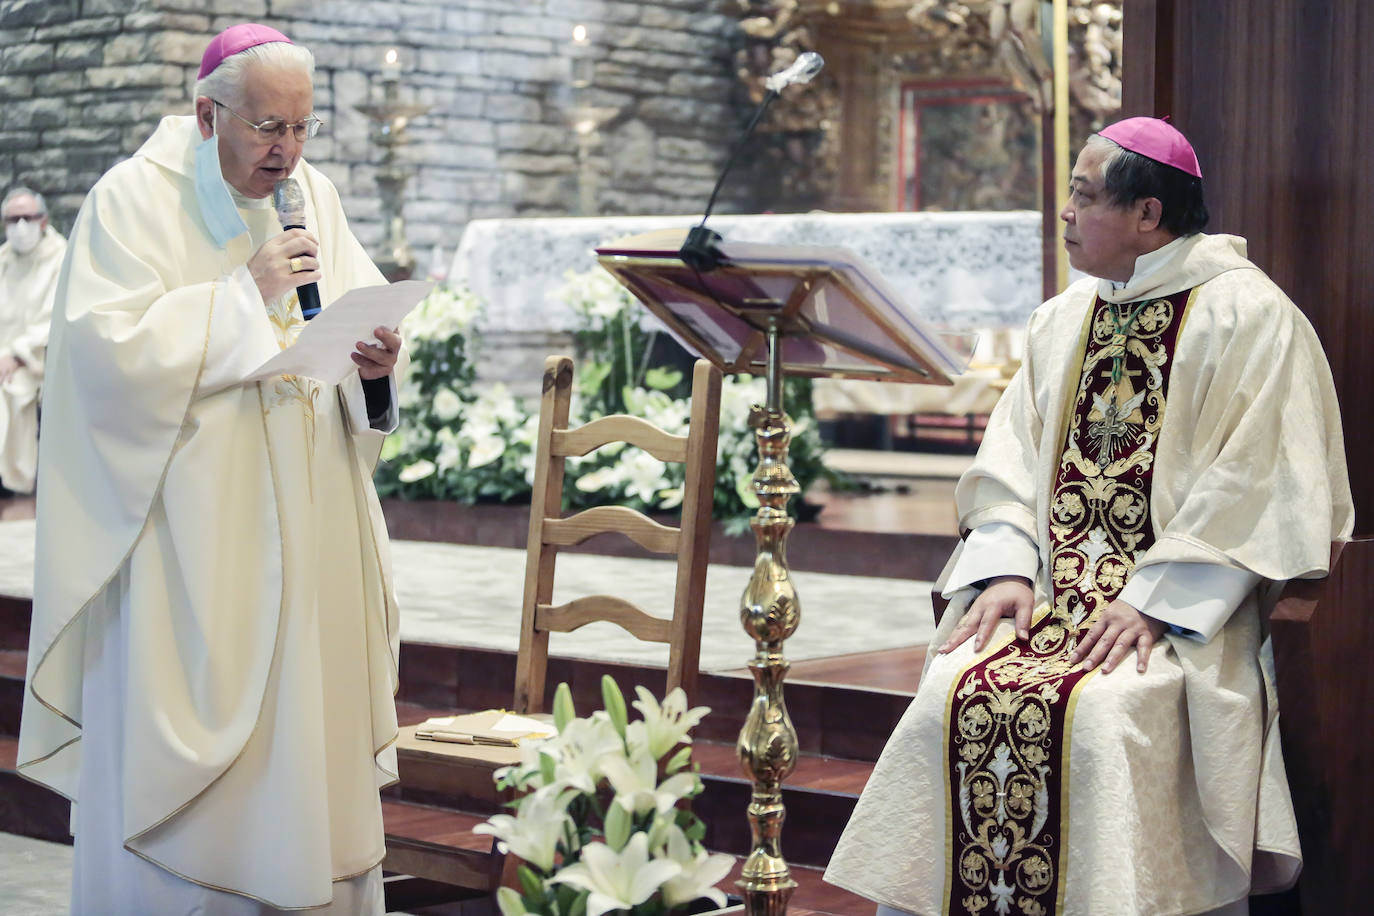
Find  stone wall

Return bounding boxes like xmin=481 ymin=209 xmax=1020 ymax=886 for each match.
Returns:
xmin=0 ymin=0 xmax=749 ymax=267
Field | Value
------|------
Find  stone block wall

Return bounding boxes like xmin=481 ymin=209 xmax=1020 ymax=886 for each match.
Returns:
xmin=0 ymin=0 xmax=750 ymax=266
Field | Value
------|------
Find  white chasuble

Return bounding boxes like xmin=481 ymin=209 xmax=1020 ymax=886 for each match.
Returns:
xmin=825 ymin=233 xmax=1353 ymax=915
xmin=0 ymin=225 xmax=66 ymax=492
xmin=19 ymin=115 xmax=403 ymax=910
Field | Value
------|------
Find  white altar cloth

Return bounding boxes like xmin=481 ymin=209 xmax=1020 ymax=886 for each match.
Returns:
xmin=449 ymin=211 xmax=1043 ymax=333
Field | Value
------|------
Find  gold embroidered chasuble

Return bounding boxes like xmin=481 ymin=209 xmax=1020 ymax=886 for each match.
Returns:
xmin=824 ymin=233 xmax=1353 ymax=916
xmin=945 ymin=289 xmax=1192 ymax=915
xmin=19 ymin=116 xmax=403 ymax=909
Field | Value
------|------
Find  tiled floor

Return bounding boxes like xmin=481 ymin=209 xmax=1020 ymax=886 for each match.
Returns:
xmin=0 ymin=832 xmax=69 ymax=916
xmin=0 ymin=516 xmax=937 ymax=673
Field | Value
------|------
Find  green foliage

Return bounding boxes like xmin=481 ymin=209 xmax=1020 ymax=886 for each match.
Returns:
xmin=374 ymin=268 xmax=835 ymax=532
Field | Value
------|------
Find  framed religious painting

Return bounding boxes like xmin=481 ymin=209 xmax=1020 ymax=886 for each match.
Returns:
xmin=896 ymin=78 xmax=1042 ymax=212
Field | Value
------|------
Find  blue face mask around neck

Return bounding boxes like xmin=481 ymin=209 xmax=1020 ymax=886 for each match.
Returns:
xmin=193 ymin=109 xmax=249 ymax=249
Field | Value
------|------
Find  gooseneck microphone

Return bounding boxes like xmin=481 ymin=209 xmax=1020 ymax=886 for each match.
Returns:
xmin=271 ymin=178 xmax=322 ymax=320
xmin=679 ymin=51 xmax=825 ymax=272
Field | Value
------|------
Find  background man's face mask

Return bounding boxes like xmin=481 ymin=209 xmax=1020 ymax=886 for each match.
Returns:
xmin=5 ymin=218 xmax=41 ymax=254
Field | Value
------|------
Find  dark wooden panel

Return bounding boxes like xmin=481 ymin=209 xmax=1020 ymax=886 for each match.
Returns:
xmin=1271 ymin=539 xmax=1374 ymax=915
xmin=1123 ymin=0 xmax=1374 ymax=534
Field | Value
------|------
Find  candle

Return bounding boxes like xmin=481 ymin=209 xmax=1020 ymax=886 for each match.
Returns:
xmin=570 ymin=25 xmax=591 ymax=88
xmin=382 ymin=47 xmax=401 ymax=80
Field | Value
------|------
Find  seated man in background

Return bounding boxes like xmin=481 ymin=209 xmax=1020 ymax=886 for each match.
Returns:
xmin=0 ymin=186 xmax=66 ymax=494
xmin=826 ymin=118 xmax=1352 ymax=915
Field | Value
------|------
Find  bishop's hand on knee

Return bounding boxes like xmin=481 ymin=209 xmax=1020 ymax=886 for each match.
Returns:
xmin=939 ymin=575 xmax=1033 ymax=655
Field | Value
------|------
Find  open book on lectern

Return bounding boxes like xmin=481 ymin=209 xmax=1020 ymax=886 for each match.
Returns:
xmin=595 ymin=228 xmax=974 ymax=385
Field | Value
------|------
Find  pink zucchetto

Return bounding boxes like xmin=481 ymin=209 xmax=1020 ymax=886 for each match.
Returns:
xmin=1098 ymin=116 xmax=1202 ymax=179
xmin=197 ymin=23 xmax=294 ymax=79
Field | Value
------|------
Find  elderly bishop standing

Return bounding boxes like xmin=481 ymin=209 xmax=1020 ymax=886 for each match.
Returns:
xmin=826 ymin=119 xmax=1352 ymax=915
xmin=19 ymin=24 xmax=406 ymax=915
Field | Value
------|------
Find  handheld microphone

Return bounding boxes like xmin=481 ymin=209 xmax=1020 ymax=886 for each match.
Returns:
xmin=680 ymin=51 xmax=825 ymax=272
xmin=271 ymin=178 xmax=322 ymax=320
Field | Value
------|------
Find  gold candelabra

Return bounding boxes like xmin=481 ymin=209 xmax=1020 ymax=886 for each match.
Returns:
xmin=736 ymin=319 xmax=800 ymax=914
xmin=354 ymin=51 xmax=431 ymax=281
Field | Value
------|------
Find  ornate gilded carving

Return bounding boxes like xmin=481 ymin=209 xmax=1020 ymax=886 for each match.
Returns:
xmin=730 ymin=1 xmax=1123 ymax=211
xmin=732 ymin=2 xmax=842 ymax=208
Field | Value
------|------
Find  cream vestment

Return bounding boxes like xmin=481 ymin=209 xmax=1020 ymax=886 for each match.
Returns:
xmin=0 ymin=224 xmax=65 ymax=493
xmin=826 ymin=233 xmax=1353 ymax=915
xmin=19 ymin=115 xmax=404 ymax=911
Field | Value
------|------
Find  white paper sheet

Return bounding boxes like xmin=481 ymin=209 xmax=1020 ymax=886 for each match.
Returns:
xmin=247 ymin=280 xmax=435 ymax=385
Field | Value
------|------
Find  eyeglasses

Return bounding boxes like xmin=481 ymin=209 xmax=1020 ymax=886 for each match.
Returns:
xmin=2 ymin=213 xmax=42 ymax=224
xmin=213 ymin=100 xmax=323 ymax=143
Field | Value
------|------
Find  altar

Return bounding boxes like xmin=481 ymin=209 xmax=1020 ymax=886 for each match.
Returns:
xmin=447 ymin=210 xmax=1043 ymax=411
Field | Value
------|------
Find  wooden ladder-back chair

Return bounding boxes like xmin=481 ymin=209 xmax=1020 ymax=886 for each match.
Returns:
xmin=513 ymin=354 xmax=722 ymax=713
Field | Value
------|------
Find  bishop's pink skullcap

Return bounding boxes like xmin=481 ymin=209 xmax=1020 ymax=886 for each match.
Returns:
xmin=1098 ymin=116 xmax=1202 ymax=179
xmin=198 ymin=23 xmax=294 ymax=79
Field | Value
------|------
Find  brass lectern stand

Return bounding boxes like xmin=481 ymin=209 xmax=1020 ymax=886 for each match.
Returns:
xmin=597 ymin=229 xmax=971 ymax=915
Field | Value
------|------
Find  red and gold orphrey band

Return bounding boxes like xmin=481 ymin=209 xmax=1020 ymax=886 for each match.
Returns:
xmin=944 ymin=287 xmax=1195 ymax=915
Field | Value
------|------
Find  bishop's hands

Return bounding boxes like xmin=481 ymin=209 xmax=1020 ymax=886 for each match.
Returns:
xmin=938 ymin=577 xmax=1166 ymax=675
xmin=939 ymin=576 xmax=1034 ymax=655
xmin=248 ymin=228 xmax=320 ymax=304
xmin=352 ymin=326 xmax=401 ymax=380
xmin=1070 ymin=599 xmax=1166 ymax=675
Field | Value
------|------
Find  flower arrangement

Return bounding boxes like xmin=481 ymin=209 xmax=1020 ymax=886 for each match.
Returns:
xmin=477 ymin=676 xmax=735 ymax=916
xmin=374 ymin=270 xmax=833 ymax=531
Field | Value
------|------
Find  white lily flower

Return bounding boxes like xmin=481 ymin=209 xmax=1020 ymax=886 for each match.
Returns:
xmin=573 ymin=464 xmax=623 ymax=493
xmin=466 ymin=433 xmax=506 ymax=469
xmin=600 ymin=745 xmax=700 ymax=816
xmin=547 ymin=713 xmax=624 ymax=793
xmin=622 ymin=451 xmax=669 ymax=505
xmin=474 ymin=785 xmax=576 ymax=873
xmin=398 ymin=459 xmax=436 ymax=482
xmin=631 ymin=686 xmax=711 ymax=759
xmin=432 ymin=387 xmax=463 ymax=422
xmin=494 ymin=886 xmax=529 ymax=916
xmin=549 ymin=833 xmax=681 ymax=916
xmin=658 ymin=824 xmax=735 ymax=908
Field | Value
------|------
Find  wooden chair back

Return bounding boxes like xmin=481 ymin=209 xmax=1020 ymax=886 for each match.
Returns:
xmin=513 ymin=355 xmax=722 ymax=713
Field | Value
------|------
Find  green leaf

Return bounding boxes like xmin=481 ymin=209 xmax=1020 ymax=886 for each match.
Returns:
xmin=540 ymin=749 xmax=557 ymax=786
xmin=517 ymin=864 xmax=545 ymax=899
xmin=553 ymin=682 xmax=576 ymax=731
xmin=601 ymin=675 xmax=628 ymax=741
xmin=642 ymin=366 xmax=682 ymax=390
xmin=734 ymin=473 xmax=760 ymax=510
xmin=578 ymin=360 xmax=613 ymax=399
xmin=665 ymin=745 xmax=692 ymax=775
xmin=567 ymin=890 xmax=588 ymax=916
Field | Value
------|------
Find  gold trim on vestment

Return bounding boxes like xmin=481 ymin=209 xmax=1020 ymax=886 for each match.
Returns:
xmin=123 ymin=843 xmax=386 ymax=911
xmin=1054 ymin=664 xmax=1097 ymax=914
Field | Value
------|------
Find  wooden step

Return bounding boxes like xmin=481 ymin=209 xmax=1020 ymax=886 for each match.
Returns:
xmin=1 ymin=647 xmax=25 ymax=738
xmin=381 ymin=799 xmax=504 ymax=892
xmin=397 ymin=641 xmax=914 ymax=763
xmin=389 ymin=721 xmax=874 ymax=869
xmin=0 ymin=735 xmax=72 ymax=845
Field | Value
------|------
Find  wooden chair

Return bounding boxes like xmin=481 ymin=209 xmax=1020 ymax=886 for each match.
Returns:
xmin=1269 ymin=538 xmax=1373 ymax=915
xmin=513 ymin=354 xmax=722 ymax=712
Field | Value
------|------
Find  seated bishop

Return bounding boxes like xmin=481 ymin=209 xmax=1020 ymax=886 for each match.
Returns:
xmin=825 ymin=117 xmax=1353 ymax=916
